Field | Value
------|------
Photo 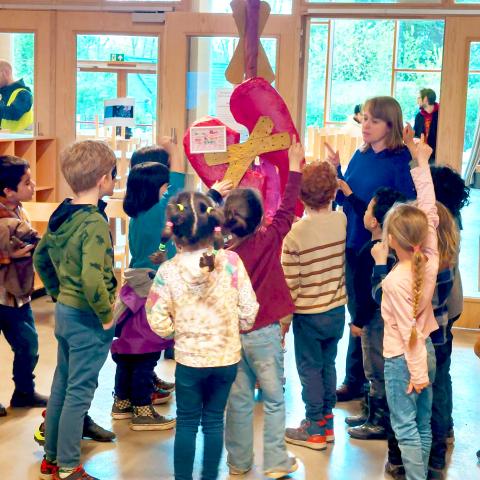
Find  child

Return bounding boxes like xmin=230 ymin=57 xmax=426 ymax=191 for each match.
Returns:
xmin=428 ymin=201 xmax=460 ymax=480
xmin=371 ymin=134 xmax=438 ymax=480
xmin=110 ymin=146 xmax=186 ymax=430
xmin=34 ymin=140 xmax=118 ymax=480
xmin=281 ymin=161 xmax=347 ymax=451
xmin=0 ymin=155 xmax=47 ymax=415
xmin=338 ymin=182 xmax=406 ymax=478
xmin=428 ymin=164 xmax=469 ymax=474
xmin=224 ymin=138 xmax=304 ymax=478
xmin=146 ymin=191 xmax=258 ymax=480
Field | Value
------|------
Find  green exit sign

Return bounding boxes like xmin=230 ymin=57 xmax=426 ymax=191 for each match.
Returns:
xmin=110 ymin=53 xmax=125 ymax=62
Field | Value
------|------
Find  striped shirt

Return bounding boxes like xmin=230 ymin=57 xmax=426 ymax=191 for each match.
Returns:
xmin=282 ymin=209 xmax=347 ymax=314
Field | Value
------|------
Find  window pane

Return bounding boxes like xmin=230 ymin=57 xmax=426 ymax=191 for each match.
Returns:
xmin=11 ymin=33 xmax=35 ymax=89
xmin=305 ymin=23 xmax=328 ymax=129
xmin=396 ymin=20 xmax=444 ymax=70
xmin=127 ymin=73 xmax=157 ymax=144
xmin=469 ymin=42 xmax=480 ymax=71
xmin=455 ymin=0 xmax=480 ymax=3
xmin=76 ymin=72 xmax=117 ymax=134
xmin=329 ymin=20 xmax=394 ymax=122
xmin=187 ymin=36 xmax=277 ymax=139
xmin=394 ymin=72 xmax=442 ymax=125
xmin=463 ymin=74 xmax=480 ymax=156
xmin=77 ymin=34 xmax=158 ymax=62
xmin=194 ymin=0 xmax=292 ymax=14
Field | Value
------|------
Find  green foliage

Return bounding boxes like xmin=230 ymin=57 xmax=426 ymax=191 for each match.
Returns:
xmin=12 ymin=33 xmax=34 ymax=87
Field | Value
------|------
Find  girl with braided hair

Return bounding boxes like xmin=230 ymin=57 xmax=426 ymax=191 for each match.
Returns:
xmin=146 ymin=191 xmax=258 ymax=480
xmin=371 ymin=131 xmax=439 ymax=480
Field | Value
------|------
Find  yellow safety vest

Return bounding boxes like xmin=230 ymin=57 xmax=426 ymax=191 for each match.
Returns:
xmin=1 ymin=87 xmax=33 ymax=133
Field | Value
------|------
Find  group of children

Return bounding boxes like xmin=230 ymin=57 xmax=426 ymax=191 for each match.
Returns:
xmin=0 ymin=95 xmax=476 ymax=480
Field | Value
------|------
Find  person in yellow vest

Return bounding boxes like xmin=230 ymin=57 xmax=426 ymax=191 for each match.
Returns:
xmin=0 ymin=60 xmax=33 ymax=133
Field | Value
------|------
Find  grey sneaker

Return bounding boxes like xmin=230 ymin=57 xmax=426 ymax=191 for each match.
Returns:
xmin=264 ymin=457 xmax=298 ymax=479
xmin=111 ymin=395 xmax=133 ymax=420
xmin=130 ymin=404 xmax=176 ymax=431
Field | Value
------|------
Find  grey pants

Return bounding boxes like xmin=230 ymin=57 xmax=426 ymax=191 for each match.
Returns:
xmin=361 ymin=311 xmax=385 ymax=398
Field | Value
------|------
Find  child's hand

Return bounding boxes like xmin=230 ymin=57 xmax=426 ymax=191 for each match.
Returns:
xmin=158 ymin=136 xmax=176 ymax=153
xmin=288 ymin=135 xmax=304 ymax=173
xmin=10 ymin=244 xmax=34 ymax=258
xmin=403 ymin=123 xmax=415 ymax=147
xmin=102 ymin=319 xmax=114 ymax=331
xmin=325 ymin=142 xmax=340 ymax=168
xmin=211 ymin=179 xmax=233 ymax=198
xmin=415 ymin=135 xmax=433 ymax=167
xmin=337 ymin=179 xmax=353 ymax=197
xmin=371 ymin=241 xmax=389 ymax=265
xmin=350 ymin=324 xmax=363 ymax=337
xmin=407 ymin=380 xmax=429 ymax=394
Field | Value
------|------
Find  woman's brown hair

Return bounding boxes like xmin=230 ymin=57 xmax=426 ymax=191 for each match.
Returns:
xmin=383 ymin=203 xmax=429 ymax=346
xmin=362 ymin=96 xmax=405 ymax=152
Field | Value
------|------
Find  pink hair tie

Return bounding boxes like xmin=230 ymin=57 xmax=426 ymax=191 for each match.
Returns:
xmin=214 ymin=227 xmax=222 ymax=232
xmin=166 ymin=221 xmax=173 ymax=227
xmin=413 ymin=245 xmax=421 ymax=253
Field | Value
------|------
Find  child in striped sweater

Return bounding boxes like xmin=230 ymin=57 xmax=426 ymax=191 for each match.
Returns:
xmin=282 ymin=160 xmax=347 ymax=451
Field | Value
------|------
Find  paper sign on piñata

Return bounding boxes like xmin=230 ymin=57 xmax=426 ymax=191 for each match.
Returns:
xmin=190 ymin=126 xmax=227 ymax=154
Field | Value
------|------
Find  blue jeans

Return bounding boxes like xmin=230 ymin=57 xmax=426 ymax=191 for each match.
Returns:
xmin=385 ymin=338 xmax=436 ymax=480
xmin=45 ymin=303 xmax=114 ymax=468
xmin=225 ymin=324 xmax=290 ymax=472
xmin=174 ymin=362 xmax=238 ymax=480
xmin=0 ymin=303 xmax=38 ymax=394
xmin=292 ymin=306 xmax=345 ymax=420
xmin=113 ymin=352 xmax=161 ymax=406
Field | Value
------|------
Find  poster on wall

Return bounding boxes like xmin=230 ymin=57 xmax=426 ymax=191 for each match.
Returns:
xmin=104 ymin=97 xmax=135 ymax=128
xmin=190 ymin=125 xmax=227 ymax=154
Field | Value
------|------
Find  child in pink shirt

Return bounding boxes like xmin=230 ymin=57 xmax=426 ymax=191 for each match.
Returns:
xmin=371 ymin=131 xmax=439 ymax=480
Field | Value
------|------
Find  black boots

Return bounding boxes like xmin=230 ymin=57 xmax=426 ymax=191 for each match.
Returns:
xmin=348 ymin=395 xmax=387 ymax=440
xmin=82 ymin=414 xmax=116 ymax=442
xmin=345 ymin=387 xmax=368 ymax=427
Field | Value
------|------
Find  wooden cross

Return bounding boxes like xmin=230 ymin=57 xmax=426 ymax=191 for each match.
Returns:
xmin=225 ymin=0 xmax=275 ymax=84
xmin=204 ymin=116 xmax=290 ymax=187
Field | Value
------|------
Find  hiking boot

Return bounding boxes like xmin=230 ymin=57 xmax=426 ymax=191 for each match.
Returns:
xmin=83 ymin=414 xmax=116 ymax=442
xmin=130 ymin=404 xmax=176 ymax=431
xmin=264 ymin=457 xmax=298 ymax=479
xmin=52 ymin=465 xmax=99 ymax=480
xmin=336 ymin=383 xmax=363 ymax=402
xmin=10 ymin=390 xmax=48 ymax=408
xmin=39 ymin=456 xmax=58 ymax=480
xmin=111 ymin=395 xmax=133 ymax=419
xmin=285 ymin=419 xmax=327 ymax=450
xmin=151 ymin=386 xmax=171 ymax=405
xmin=0 ymin=402 xmax=6 ymax=417
xmin=324 ymin=413 xmax=335 ymax=443
xmin=345 ymin=386 xmax=369 ymax=426
xmin=228 ymin=464 xmax=252 ymax=475
xmin=385 ymin=462 xmax=406 ymax=480
xmin=153 ymin=372 xmax=175 ymax=392
xmin=348 ymin=395 xmax=387 ymax=440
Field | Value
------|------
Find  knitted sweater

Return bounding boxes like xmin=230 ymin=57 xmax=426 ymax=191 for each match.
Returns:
xmin=282 ymin=209 xmax=347 ymax=314
xmin=146 ymin=249 xmax=258 ymax=368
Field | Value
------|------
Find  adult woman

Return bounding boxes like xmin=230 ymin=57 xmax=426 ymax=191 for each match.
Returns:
xmin=329 ymin=98 xmax=416 ymax=396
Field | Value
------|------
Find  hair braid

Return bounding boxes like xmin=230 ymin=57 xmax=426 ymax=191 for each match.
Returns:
xmin=410 ymin=249 xmax=426 ymax=347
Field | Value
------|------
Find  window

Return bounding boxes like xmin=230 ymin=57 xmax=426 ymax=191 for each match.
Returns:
xmin=304 ymin=19 xmax=445 ymax=130
xmin=193 ymin=0 xmax=292 ymax=14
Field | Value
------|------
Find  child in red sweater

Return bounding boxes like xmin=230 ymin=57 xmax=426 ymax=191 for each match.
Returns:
xmin=223 ymin=138 xmax=303 ymax=479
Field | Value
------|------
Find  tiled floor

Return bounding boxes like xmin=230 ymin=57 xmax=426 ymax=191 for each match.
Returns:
xmin=1 ymin=297 xmax=479 ymax=479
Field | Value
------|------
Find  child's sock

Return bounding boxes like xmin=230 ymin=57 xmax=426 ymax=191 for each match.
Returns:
xmin=59 ymin=467 xmax=76 ymax=478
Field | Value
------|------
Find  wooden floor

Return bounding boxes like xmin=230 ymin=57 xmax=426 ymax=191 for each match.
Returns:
xmin=1 ymin=297 xmax=479 ymax=480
